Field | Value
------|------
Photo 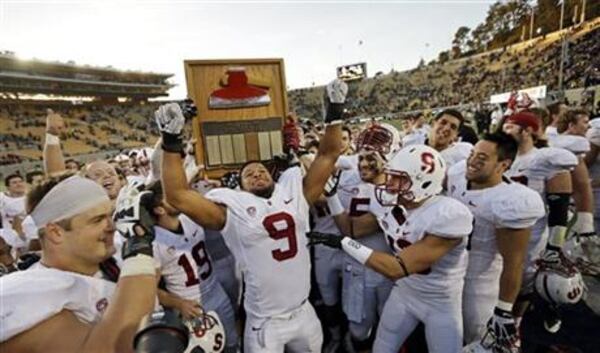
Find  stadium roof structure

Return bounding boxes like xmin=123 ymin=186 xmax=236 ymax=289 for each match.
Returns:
xmin=0 ymin=52 xmax=174 ymax=99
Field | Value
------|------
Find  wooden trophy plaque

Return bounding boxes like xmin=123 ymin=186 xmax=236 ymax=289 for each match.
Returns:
xmin=184 ymin=58 xmax=288 ymax=179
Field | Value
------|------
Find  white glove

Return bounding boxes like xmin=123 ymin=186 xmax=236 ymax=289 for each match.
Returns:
xmin=326 ymin=79 xmax=348 ymax=104
xmin=485 ymin=307 xmax=520 ymax=353
xmin=155 ymin=103 xmax=186 ymax=136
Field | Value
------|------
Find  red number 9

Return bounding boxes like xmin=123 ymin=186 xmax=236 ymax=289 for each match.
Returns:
xmin=263 ymin=212 xmax=298 ymax=262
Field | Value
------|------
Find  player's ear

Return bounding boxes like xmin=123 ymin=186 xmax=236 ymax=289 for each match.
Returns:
xmin=44 ymin=223 xmax=65 ymax=245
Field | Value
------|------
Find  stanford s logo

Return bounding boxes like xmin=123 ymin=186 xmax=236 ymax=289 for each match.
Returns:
xmin=96 ymin=298 xmax=109 ymax=313
xmin=567 ymin=287 xmax=582 ymax=301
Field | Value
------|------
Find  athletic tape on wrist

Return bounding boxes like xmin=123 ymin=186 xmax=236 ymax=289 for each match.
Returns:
xmin=326 ymin=195 xmax=345 ymax=216
xmin=120 ymin=254 xmax=156 ymax=277
xmin=576 ymin=212 xmax=594 ymax=234
xmin=45 ymin=133 xmax=60 ymax=145
xmin=496 ymin=300 xmax=513 ymax=312
xmin=341 ymin=237 xmax=373 ymax=265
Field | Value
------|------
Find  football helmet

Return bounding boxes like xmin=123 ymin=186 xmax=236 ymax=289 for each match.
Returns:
xmin=185 ymin=310 xmax=226 ymax=353
xmin=534 ymin=259 xmax=586 ymax=305
xmin=355 ymin=122 xmax=401 ymax=160
xmin=375 ymin=145 xmax=446 ymax=206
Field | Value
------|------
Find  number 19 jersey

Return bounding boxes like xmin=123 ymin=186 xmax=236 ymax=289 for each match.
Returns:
xmin=205 ymin=167 xmax=311 ymax=318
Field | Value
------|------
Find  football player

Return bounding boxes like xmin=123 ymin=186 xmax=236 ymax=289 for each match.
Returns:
xmin=158 ymin=79 xmax=347 ymax=353
xmin=0 ymin=175 xmax=158 ymax=353
xmin=447 ymin=132 xmax=545 ymax=351
xmin=403 ymin=109 xmax=473 ymax=167
xmin=311 ymin=145 xmax=473 ymax=353
xmin=147 ymin=182 xmax=238 ymax=352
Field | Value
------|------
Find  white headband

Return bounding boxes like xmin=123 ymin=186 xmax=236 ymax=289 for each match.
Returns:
xmin=30 ymin=175 xmax=110 ymax=228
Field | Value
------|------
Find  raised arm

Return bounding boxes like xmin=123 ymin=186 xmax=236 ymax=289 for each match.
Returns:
xmin=156 ymin=102 xmax=226 ymax=230
xmin=43 ymin=109 xmax=66 ymax=176
xmin=303 ymin=79 xmax=347 ymax=204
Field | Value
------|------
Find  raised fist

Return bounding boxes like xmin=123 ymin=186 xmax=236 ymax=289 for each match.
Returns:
xmin=46 ymin=109 xmax=66 ymax=136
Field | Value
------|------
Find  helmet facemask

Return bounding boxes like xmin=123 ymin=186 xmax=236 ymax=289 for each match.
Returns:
xmin=375 ymin=169 xmax=414 ymax=207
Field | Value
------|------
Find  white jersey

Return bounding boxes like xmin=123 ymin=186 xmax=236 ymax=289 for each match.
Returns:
xmin=549 ymin=134 xmax=590 ymax=157
xmin=447 ymin=161 xmax=545 ymax=262
xmin=0 ymin=268 xmax=116 ymax=341
xmin=153 ymin=215 xmax=217 ymax=302
xmin=368 ymin=194 xmax=473 ymax=298
xmin=0 ymin=192 xmax=25 ymax=231
xmin=587 ymin=119 xmax=600 ymax=180
xmin=205 ymin=167 xmax=311 ymax=318
xmin=402 ymin=136 xmax=472 ymax=168
xmin=506 ymin=147 xmax=577 ymax=195
xmin=337 ymin=170 xmax=390 ymax=252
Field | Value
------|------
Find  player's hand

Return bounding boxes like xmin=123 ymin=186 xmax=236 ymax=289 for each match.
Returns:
xmin=154 ymin=100 xmax=196 ymax=153
xmin=307 ymin=232 xmax=343 ymax=249
xmin=324 ymin=170 xmax=341 ymax=197
xmin=11 ymin=215 xmax=25 ymax=238
xmin=113 ymin=182 xmax=156 ymax=259
xmin=46 ymin=109 xmax=66 ymax=136
xmin=539 ymin=246 xmax=563 ymax=267
xmin=484 ymin=307 xmax=521 ymax=353
xmin=324 ymin=79 xmax=348 ymax=124
xmin=176 ymin=298 xmax=205 ymax=321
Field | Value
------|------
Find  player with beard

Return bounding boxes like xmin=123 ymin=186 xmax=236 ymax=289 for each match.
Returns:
xmin=446 ymin=132 xmax=545 ymax=351
xmin=327 ymin=122 xmax=400 ymax=352
xmin=403 ymin=109 xmax=472 ymax=167
xmin=159 ymin=80 xmax=346 ymax=353
xmin=310 ymin=145 xmax=473 ymax=353
xmin=146 ymin=182 xmax=238 ymax=353
xmin=501 ymin=112 xmax=579 ymax=326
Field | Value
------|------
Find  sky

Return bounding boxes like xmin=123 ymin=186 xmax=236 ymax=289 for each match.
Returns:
xmin=0 ymin=0 xmax=494 ymax=99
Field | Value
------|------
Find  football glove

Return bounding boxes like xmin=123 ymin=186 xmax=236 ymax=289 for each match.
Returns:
xmin=484 ymin=307 xmax=521 ymax=353
xmin=113 ymin=182 xmax=156 ymax=259
xmin=323 ymin=79 xmax=348 ymax=124
xmin=307 ymin=232 xmax=343 ymax=249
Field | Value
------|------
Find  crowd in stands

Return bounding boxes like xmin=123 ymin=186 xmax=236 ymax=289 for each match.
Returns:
xmin=289 ymin=20 xmax=600 ymax=120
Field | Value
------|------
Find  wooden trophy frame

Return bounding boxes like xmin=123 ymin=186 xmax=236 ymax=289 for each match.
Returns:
xmin=184 ymin=58 xmax=288 ymax=179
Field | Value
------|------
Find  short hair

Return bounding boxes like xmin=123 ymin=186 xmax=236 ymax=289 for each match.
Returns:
xmin=547 ymin=102 xmax=563 ymax=117
xmin=434 ymin=109 xmax=464 ymax=128
xmin=482 ymin=132 xmax=518 ymax=162
xmin=557 ymin=108 xmax=589 ymax=133
xmin=238 ymin=160 xmax=268 ymax=190
xmin=25 ymin=170 xmax=44 ymax=184
xmin=341 ymin=125 xmax=352 ymax=138
xmin=4 ymin=173 xmax=23 ymax=187
xmin=26 ymin=174 xmax=75 ymax=230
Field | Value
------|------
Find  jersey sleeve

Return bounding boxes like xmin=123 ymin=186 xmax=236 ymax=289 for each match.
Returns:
xmin=550 ymin=134 xmax=590 ymax=156
xmin=402 ymin=132 xmax=426 ymax=146
xmin=491 ymin=185 xmax=545 ymax=229
xmin=336 ymin=154 xmax=358 ymax=170
xmin=205 ymin=188 xmax=238 ymax=208
xmin=426 ymin=198 xmax=473 ymax=239
xmin=445 ymin=160 xmax=467 ymax=194
xmin=529 ymin=147 xmax=578 ymax=179
xmin=0 ymin=269 xmax=115 ymax=341
xmin=587 ymin=119 xmax=600 ymax=147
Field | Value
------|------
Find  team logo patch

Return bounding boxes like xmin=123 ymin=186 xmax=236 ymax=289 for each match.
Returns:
xmin=247 ymin=206 xmax=256 ymax=217
xmin=352 ymin=188 xmax=359 ymax=195
xmin=167 ymin=246 xmax=176 ymax=255
xmin=96 ymin=298 xmax=109 ymax=313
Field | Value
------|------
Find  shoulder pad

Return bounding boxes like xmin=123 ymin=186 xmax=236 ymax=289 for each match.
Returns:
xmin=587 ymin=124 xmax=600 ymax=147
xmin=529 ymin=147 xmax=578 ymax=177
xmin=427 ymin=197 xmax=473 ymax=238
xmin=491 ymin=184 xmax=545 ymax=229
xmin=402 ymin=132 xmax=426 ymax=147
xmin=550 ymin=134 xmax=590 ymax=155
